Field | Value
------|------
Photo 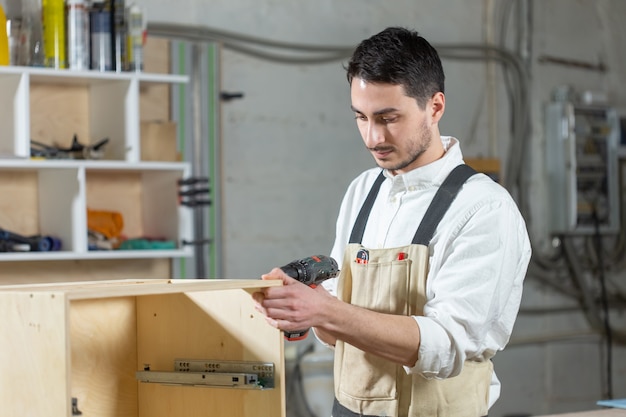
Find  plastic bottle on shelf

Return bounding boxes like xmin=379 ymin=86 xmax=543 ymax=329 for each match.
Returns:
xmin=3 ymin=0 xmax=21 ymax=66
xmin=0 ymin=4 xmax=9 ymax=65
xmin=19 ymin=0 xmax=46 ymax=66
xmin=89 ymin=0 xmax=112 ymax=71
xmin=42 ymin=0 xmax=66 ymax=69
xmin=125 ymin=3 xmax=143 ymax=72
xmin=67 ymin=0 xmax=90 ymax=70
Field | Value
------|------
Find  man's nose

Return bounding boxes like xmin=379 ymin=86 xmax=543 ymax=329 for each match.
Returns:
xmin=363 ymin=122 xmax=385 ymax=147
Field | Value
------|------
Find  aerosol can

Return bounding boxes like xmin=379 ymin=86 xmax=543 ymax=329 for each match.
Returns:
xmin=67 ymin=0 xmax=90 ymax=70
xmin=89 ymin=0 xmax=112 ymax=71
xmin=0 ymin=4 xmax=9 ymax=65
xmin=42 ymin=0 xmax=66 ymax=68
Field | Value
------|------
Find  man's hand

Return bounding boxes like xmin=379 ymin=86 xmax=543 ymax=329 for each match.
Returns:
xmin=252 ymin=267 xmax=331 ymax=333
xmin=253 ymin=267 xmax=419 ymax=367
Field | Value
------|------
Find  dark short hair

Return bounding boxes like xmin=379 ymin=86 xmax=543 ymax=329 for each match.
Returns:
xmin=346 ymin=27 xmax=445 ymax=108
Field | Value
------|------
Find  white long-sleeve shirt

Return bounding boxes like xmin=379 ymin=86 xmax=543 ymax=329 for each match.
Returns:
xmin=323 ymin=136 xmax=531 ymax=407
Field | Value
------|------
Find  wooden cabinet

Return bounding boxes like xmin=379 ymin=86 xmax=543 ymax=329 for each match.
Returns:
xmin=0 ymin=278 xmax=286 ymax=417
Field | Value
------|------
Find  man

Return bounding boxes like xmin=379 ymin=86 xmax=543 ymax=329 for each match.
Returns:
xmin=253 ymin=27 xmax=531 ymax=417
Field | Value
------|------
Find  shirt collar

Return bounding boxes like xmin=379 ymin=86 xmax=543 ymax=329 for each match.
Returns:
xmin=383 ymin=136 xmax=464 ymax=192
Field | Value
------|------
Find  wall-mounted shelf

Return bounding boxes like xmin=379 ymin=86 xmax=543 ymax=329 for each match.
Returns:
xmin=0 ymin=65 xmax=193 ymax=262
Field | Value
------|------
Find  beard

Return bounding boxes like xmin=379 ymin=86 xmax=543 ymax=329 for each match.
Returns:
xmin=370 ymin=120 xmax=432 ymax=172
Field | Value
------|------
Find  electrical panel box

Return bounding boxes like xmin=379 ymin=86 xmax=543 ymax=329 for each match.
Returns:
xmin=545 ymin=99 xmax=620 ymax=235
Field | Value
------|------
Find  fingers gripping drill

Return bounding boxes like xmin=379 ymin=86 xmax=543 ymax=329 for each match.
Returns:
xmin=279 ymin=255 xmax=339 ymax=341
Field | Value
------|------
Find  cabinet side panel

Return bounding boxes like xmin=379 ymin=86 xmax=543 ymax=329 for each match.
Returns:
xmin=70 ymin=297 xmax=138 ymax=417
xmin=0 ymin=292 xmax=69 ymax=416
xmin=136 ymin=289 xmax=284 ymax=417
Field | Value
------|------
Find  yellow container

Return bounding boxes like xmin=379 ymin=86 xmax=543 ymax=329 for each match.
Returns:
xmin=42 ymin=0 xmax=66 ymax=69
xmin=0 ymin=5 xmax=9 ymax=66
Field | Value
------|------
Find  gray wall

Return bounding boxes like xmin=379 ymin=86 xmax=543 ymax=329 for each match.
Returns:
xmin=141 ymin=1 xmax=626 ymax=416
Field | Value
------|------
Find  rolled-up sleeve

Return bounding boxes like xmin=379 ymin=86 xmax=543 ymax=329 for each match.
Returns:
xmin=404 ymin=196 xmax=531 ymax=378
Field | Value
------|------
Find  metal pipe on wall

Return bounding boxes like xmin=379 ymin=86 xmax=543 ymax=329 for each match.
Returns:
xmin=190 ymin=42 xmax=207 ymax=278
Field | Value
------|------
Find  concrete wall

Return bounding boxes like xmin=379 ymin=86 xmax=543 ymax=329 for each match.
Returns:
xmin=139 ymin=1 xmax=626 ymax=416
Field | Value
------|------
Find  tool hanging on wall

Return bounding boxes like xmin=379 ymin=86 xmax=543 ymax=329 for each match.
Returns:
xmin=177 ymin=176 xmax=211 ymax=208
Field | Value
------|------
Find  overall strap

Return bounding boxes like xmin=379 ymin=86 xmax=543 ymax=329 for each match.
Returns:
xmin=412 ymin=164 xmax=477 ymax=245
xmin=348 ymin=170 xmax=385 ymax=244
xmin=348 ymin=165 xmax=477 ymax=245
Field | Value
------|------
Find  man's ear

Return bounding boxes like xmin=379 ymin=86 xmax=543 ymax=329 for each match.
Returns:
xmin=430 ymin=92 xmax=445 ymax=123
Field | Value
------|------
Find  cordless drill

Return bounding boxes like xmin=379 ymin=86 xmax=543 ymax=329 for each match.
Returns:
xmin=279 ymin=255 xmax=339 ymax=341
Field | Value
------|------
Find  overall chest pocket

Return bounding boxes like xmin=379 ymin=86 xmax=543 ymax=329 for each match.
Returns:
xmin=350 ymin=255 xmax=412 ymax=315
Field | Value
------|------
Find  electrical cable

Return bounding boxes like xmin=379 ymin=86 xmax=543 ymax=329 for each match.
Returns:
xmin=562 ymin=237 xmax=605 ymax=330
xmin=593 ymin=206 xmax=613 ymax=400
xmin=148 ymin=22 xmax=354 ymax=64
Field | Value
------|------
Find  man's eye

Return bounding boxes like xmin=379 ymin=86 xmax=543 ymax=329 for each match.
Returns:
xmin=354 ymin=114 xmax=367 ymax=121
xmin=381 ymin=117 xmax=396 ymax=124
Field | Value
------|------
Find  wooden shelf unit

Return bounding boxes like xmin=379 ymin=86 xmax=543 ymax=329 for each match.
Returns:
xmin=0 ymin=51 xmax=193 ymax=264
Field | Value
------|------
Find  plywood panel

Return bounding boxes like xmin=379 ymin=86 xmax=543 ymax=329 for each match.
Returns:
xmin=140 ymin=37 xmax=171 ymax=122
xmin=86 ymin=171 xmax=143 ymax=238
xmin=0 ymin=170 xmax=39 ymax=234
xmin=0 ymin=291 xmax=69 ymax=416
xmin=71 ymin=297 xmax=138 ymax=417
xmin=30 ymin=84 xmax=90 ymax=146
xmin=136 ymin=289 xmax=284 ymax=417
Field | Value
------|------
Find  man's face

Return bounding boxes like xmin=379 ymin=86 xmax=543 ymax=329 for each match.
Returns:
xmin=350 ymin=78 xmax=440 ymax=175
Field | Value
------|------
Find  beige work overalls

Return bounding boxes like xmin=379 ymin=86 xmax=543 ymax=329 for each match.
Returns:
xmin=332 ymin=165 xmax=492 ymax=417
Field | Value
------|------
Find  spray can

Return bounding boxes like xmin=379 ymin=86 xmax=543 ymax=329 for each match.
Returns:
xmin=42 ymin=0 xmax=66 ymax=69
xmin=90 ymin=0 xmax=112 ymax=71
xmin=125 ymin=3 xmax=143 ymax=72
xmin=66 ymin=0 xmax=90 ymax=70
xmin=0 ymin=4 xmax=9 ymax=65
xmin=111 ymin=0 xmax=126 ymax=71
